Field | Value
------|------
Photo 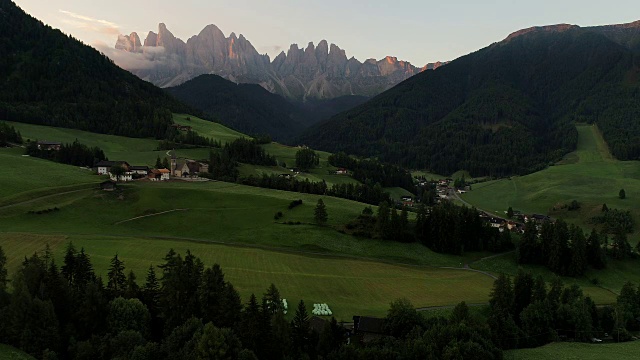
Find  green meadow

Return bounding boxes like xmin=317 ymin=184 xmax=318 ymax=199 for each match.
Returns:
xmin=462 ymin=124 xmax=640 ymax=244
xmin=0 ymin=147 xmax=99 ymax=205
xmin=504 ymin=341 xmax=640 ymax=360
xmin=5 ymin=121 xmax=210 ymax=166
xmin=173 ymin=113 xmax=247 ymax=144
xmin=0 ymin=233 xmax=495 ymax=320
xmin=0 ymin=142 xmax=499 ymax=318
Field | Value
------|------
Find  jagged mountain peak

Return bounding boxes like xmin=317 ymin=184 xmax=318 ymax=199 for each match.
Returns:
xmin=113 ymin=22 xmax=444 ymax=100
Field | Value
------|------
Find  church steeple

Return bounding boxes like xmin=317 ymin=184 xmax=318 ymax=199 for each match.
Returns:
xmin=170 ymin=149 xmax=177 ymax=176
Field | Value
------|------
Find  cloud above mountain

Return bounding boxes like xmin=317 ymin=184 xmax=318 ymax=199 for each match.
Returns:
xmin=59 ymin=10 xmax=120 ymax=36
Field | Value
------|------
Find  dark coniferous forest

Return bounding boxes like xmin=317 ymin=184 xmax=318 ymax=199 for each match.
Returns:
xmin=167 ymin=74 xmax=369 ymax=141
xmin=0 ymin=0 xmax=195 ymax=139
xmin=301 ymin=24 xmax=640 ymax=176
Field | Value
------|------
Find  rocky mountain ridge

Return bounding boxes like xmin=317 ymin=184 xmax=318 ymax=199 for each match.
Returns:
xmin=114 ymin=23 xmax=445 ymax=100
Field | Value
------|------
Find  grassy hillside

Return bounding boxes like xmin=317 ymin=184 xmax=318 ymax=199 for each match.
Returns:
xmin=0 ymin=147 xmax=99 ymax=204
xmin=5 ymin=121 xmax=210 ymax=166
xmin=462 ymin=124 xmax=640 ymax=244
xmin=0 ymin=344 xmax=36 ymax=360
xmin=173 ymin=113 xmax=247 ymax=144
xmin=0 ymin=233 xmax=495 ymax=320
xmin=504 ymin=341 xmax=640 ymax=360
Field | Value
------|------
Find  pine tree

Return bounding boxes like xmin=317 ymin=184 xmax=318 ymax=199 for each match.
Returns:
xmin=531 ymin=275 xmax=547 ymax=303
xmin=612 ymin=231 xmax=632 ymax=259
xmin=155 ymin=156 xmax=162 ymax=169
xmin=400 ymin=206 xmax=409 ymax=238
xmin=376 ymin=201 xmax=391 ymax=239
xmin=517 ymin=221 xmax=539 ymax=264
xmin=513 ymin=270 xmax=534 ymax=322
xmin=143 ymin=265 xmax=160 ymax=306
xmin=507 ymin=207 xmax=514 ymax=218
xmin=61 ymin=242 xmax=77 ymax=285
xmin=619 ymin=189 xmax=626 ymax=199
xmin=162 ymin=157 xmax=169 ymax=170
xmin=124 ymin=270 xmax=140 ymax=299
xmin=239 ymin=294 xmax=262 ymax=354
xmin=586 ymin=229 xmax=607 ymax=269
xmin=390 ymin=206 xmax=400 ymax=241
xmin=569 ymin=225 xmax=588 ymax=277
xmin=107 ymin=254 xmax=126 ymax=296
xmin=314 ymin=199 xmax=328 ymax=225
xmin=290 ymin=300 xmax=311 ymax=357
xmin=263 ymin=283 xmax=283 ymax=315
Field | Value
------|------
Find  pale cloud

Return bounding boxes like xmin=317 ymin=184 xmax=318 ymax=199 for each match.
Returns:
xmin=94 ymin=40 xmax=166 ymax=70
xmin=59 ymin=9 xmax=120 ymax=36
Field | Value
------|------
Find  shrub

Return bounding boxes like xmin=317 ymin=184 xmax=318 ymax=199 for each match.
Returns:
xmin=274 ymin=211 xmax=283 ymax=220
xmin=288 ymin=199 xmax=303 ymax=209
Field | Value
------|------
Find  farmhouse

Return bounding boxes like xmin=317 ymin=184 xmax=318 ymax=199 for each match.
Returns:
xmin=352 ymin=316 xmax=385 ymax=343
xmin=95 ymin=161 xmax=130 ymax=175
xmin=171 ymin=124 xmax=192 ymax=131
xmin=129 ymin=165 xmax=149 ymax=176
xmin=279 ymin=173 xmax=293 ymax=179
xmin=36 ymin=141 xmax=62 ymax=151
xmin=149 ymin=169 xmax=171 ymax=181
xmin=335 ymin=168 xmax=348 ymax=175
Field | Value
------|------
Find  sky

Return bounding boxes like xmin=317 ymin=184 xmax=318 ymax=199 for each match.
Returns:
xmin=12 ymin=0 xmax=640 ymax=65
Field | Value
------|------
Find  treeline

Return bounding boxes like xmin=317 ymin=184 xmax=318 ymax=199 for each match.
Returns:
xmin=590 ymin=207 xmax=634 ymax=234
xmin=159 ymin=131 xmax=222 ymax=150
xmin=25 ymin=140 xmax=107 ymax=168
xmin=0 ymin=244 xmax=505 ymax=360
xmin=416 ymin=202 xmax=514 ymax=254
xmin=238 ymin=174 xmax=392 ymax=206
xmin=0 ymin=122 xmax=22 ymax=146
xmin=347 ymin=201 xmax=514 ymax=255
xmin=206 ymin=138 xmax=277 ymax=182
xmin=488 ymin=271 xmax=640 ymax=350
xmin=516 ymin=219 xmax=634 ymax=277
xmin=328 ymin=152 xmax=415 ymax=192
xmin=0 ymin=244 xmax=317 ymax=359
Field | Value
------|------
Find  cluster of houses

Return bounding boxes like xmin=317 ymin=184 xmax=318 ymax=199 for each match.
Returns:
xmin=94 ymin=152 xmax=209 ymax=185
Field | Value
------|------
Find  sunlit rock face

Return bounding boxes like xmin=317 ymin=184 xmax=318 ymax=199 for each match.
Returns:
xmin=113 ymin=23 xmax=444 ymax=100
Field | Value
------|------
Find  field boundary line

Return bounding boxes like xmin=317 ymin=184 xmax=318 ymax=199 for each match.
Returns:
xmin=114 ymin=209 xmax=190 ymax=225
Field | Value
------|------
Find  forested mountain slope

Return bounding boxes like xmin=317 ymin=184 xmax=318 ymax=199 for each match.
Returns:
xmin=301 ymin=22 xmax=640 ymax=177
xmin=167 ymin=74 xmax=367 ymax=140
xmin=0 ymin=0 xmax=192 ymax=139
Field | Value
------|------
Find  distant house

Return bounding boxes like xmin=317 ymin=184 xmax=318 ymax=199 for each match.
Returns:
xmin=401 ymin=196 xmax=414 ymax=207
xmin=129 ymin=165 xmax=149 ymax=176
xmin=352 ymin=316 xmax=385 ymax=343
xmin=171 ymin=124 xmax=192 ymax=131
xmin=335 ymin=168 xmax=348 ymax=175
xmin=279 ymin=173 xmax=293 ymax=179
xmin=489 ymin=218 xmax=505 ymax=228
xmin=100 ymin=180 xmax=117 ymax=191
xmin=95 ymin=161 xmax=131 ymax=175
xmin=149 ymin=169 xmax=170 ymax=181
xmin=525 ymin=214 xmax=550 ymax=223
xmin=36 ymin=141 xmax=62 ymax=151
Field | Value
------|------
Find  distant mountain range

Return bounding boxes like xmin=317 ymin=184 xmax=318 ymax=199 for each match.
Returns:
xmin=300 ymin=21 xmax=640 ymax=177
xmin=166 ymin=74 xmax=368 ymax=140
xmin=114 ymin=23 xmax=446 ymax=100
